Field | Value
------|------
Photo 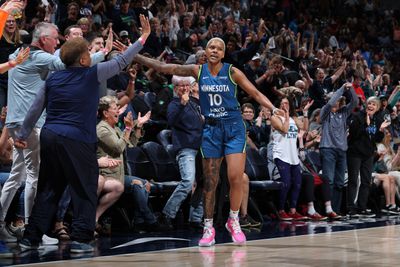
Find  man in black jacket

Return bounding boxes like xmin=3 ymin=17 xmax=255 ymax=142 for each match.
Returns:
xmin=159 ymin=75 xmax=204 ymax=229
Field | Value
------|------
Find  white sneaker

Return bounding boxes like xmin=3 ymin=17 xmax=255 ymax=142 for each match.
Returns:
xmin=41 ymin=235 xmax=59 ymax=246
xmin=0 ymin=223 xmax=17 ymax=243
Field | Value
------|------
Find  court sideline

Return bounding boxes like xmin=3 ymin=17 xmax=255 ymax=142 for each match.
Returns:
xmin=15 ymin=224 xmax=400 ymax=267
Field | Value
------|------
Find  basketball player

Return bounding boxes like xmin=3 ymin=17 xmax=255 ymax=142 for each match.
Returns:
xmin=134 ymin=37 xmax=281 ymax=246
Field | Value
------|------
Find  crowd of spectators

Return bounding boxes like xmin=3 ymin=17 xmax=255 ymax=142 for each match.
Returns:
xmin=2 ymin=0 xmax=400 ymax=253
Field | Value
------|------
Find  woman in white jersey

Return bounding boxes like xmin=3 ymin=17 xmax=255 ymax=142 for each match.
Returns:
xmin=271 ymin=96 xmax=310 ymax=221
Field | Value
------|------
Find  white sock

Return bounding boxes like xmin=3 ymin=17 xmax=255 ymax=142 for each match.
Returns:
xmin=204 ymin=218 xmax=213 ymax=228
xmin=308 ymin=203 xmax=316 ymax=215
xmin=229 ymin=209 xmax=239 ymax=219
xmin=325 ymin=205 xmax=333 ymax=214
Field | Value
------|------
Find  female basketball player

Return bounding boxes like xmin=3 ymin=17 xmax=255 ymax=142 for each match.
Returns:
xmin=134 ymin=37 xmax=281 ymax=246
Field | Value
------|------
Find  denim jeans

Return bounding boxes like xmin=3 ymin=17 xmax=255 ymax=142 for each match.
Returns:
xmin=320 ymin=148 xmax=347 ymax=212
xmin=124 ymin=176 xmax=156 ymax=225
xmin=163 ymin=148 xmax=198 ymax=219
xmin=189 ymin=200 xmax=203 ymax=223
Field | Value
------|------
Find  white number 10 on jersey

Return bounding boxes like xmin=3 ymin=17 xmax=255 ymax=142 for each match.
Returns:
xmin=208 ymin=94 xmax=222 ymax=106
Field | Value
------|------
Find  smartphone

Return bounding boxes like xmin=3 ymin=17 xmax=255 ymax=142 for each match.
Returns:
xmin=384 ymin=113 xmax=391 ymax=122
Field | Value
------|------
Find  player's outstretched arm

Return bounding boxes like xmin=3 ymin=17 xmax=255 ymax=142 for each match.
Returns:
xmin=134 ymin=54 xmax=199 ymax=78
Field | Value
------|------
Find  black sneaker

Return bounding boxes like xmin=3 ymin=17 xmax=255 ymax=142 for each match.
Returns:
xmin=247 ymin=215 xmax=261 ymax=227
xmin=70 ymin=241 xmax=94 ymax=253
xmin=388 ymin=205 xmax=400 ymax=215
xmin=347 ymin=209 xmax=361 ymax=218
xmin=239 ymin=216 xmax=251 ymax=228
xmin=19 ymin=238 xmax=40 ymax=251
xmin=381 ymin=205 xmax=392 ymax=215
xmin=359 ymin=209 xmax=376 ymax=218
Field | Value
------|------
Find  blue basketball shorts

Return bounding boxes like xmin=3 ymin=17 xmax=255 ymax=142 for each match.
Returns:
xmin=200 ymin=117 xmax=247 ymax=158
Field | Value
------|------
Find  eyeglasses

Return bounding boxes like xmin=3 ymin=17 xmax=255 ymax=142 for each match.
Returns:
xmin=176 ymin=84 xmax=190 ymax=87
xmin=45 ymin=35 xmax=59 ymax=41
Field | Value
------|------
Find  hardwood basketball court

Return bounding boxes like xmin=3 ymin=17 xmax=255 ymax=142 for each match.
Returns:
xmin=13 ymin=222 xmax=400 ymax=267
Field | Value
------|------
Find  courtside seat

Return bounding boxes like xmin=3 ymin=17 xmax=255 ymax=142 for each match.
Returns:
xmin=125 ymin=146 xmax=164 ymax=194
xmin=245 ymin=146 xmax=282 ymax=191
xmin=156 ymin=129 xmax=176 ymax=159
xmin=258 ymin=146 xmax=268 ymax=163
xmin=157 ymin=129 xmax=172 ymax=149
xmin=150 ymin=181 xmax=180 ymax=194
xmin=126 ymin=146 xmax=155 ymax=179
xmin=249 ymin=180 xmax=282 ymax=191
xmin=124 ymin=146 xmax=179 ymax=203
xmin=245 ymin=146 xmax=282 ymax=222
xmin=141 ymin=141 xmax=181 ymax=182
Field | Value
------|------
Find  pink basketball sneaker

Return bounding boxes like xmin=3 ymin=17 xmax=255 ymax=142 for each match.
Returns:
xmin=225 ymin=217 xmax=246 ymax=245
xmin=198 ymin=227 xmax=216 ymax=247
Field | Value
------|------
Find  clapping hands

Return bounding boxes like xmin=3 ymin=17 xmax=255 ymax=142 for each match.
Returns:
xmin=136 ymin=111 xmax=151 ymax=128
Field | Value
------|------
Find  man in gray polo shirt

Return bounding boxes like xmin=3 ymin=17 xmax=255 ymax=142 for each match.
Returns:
xmin=319 ymin=82 xmax=358 ymax=215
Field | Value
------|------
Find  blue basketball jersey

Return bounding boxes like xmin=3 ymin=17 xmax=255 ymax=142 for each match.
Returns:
xmin=197 ymin=63 xmax=241 ymax=120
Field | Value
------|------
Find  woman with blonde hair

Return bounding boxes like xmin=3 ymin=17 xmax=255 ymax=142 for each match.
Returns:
xmin=95 ymin=95 xmax=150 ymax=232
xmin=347 ymin=96 xmax=391 ymax=217
xmin=77 ymin=17 xmax=91 ymax=37
xmin=0 ymin=11 xmax=21 ymax=109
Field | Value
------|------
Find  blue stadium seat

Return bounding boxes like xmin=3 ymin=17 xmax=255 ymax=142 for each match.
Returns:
xmin=141 ymin=141 xmax=180 ymax=183
xmin=156 ymin=129 xmax=176 ymax=159
xmin=157 ymin=129 xmax=172 ymax=149
xmin=143 ymin=92 xmax=156 ymax=110
xmin=245 ymin=146 xmax=281 ymax=191
xmin=126 ymin=146 xmax=155 ymax=179
xmin=245 ymin=146 xmax=282 ymax=223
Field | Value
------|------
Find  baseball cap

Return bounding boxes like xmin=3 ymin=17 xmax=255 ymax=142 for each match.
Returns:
xmin=251 ymin=53 xmax=261 ymax=61
xmin=119 ymin=30 xmax=129 ymax=38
